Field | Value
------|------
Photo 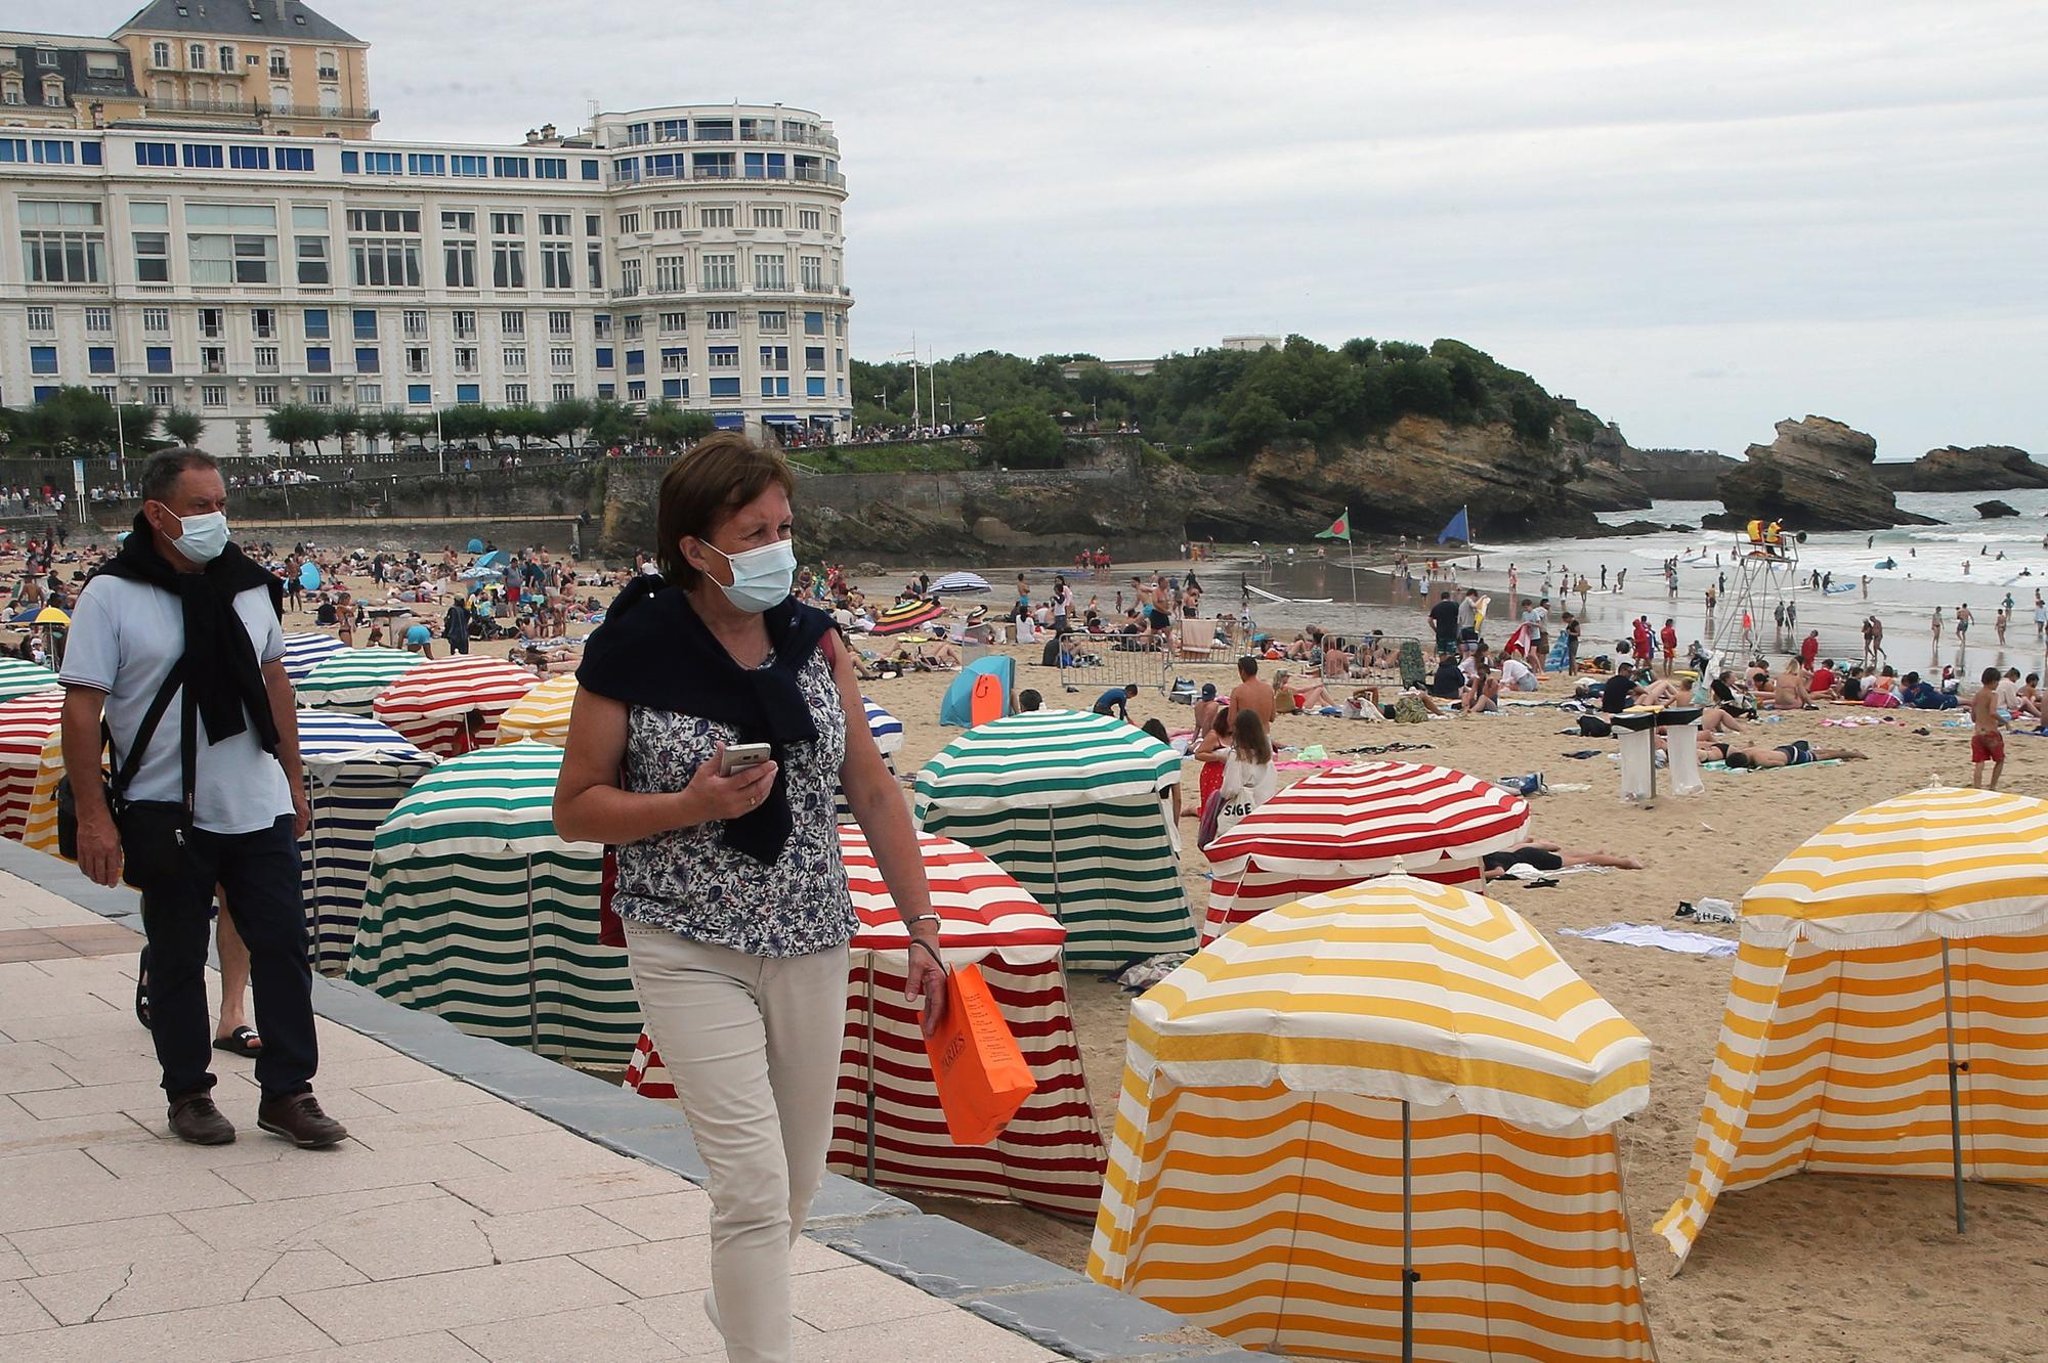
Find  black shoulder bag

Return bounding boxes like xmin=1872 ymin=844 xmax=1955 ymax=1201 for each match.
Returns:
xmin=56 ymin=661 xmax=200 ymax=892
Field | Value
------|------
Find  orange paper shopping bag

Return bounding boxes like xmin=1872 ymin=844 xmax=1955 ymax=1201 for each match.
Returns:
xmin=922 ymin=963 xmax=1036 ymax=1145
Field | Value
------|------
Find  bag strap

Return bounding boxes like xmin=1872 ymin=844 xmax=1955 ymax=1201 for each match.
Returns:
xmin=106 ymin=659 xmax=187 ymax=803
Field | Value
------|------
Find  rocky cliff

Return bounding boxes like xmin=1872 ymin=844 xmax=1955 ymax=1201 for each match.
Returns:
xmin=1715 ymin=416 xmax=1935 ymax=531
xmin=1872 ymin=445 xmax=2048 ymax=493
xmin=1184 ymin=415 xmax=1601 ymax=542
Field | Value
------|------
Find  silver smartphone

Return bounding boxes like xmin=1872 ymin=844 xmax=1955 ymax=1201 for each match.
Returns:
xmin=719 ymin=743 xmax=773 ymax=777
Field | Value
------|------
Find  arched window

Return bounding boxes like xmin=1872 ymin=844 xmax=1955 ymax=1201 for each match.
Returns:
xmin=188 ymin=42 xmax=206 ymax=70
xmin=152 ymin=40 xmax=171 ymax=68
xmin=41 ymin=76 xmax=63 ymax=107
xmin=218 ymin=44 xmax=235 ymax=72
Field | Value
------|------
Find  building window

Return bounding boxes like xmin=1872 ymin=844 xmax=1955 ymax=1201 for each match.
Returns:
xmin=759 ymin=345 xmax=789 ymax=372
xmin=660 ymin=348 xmax=687 ymax=372
xmin=502 ymin=346 xmax=526 ymax=371
xmin=84 ymin=307 xmax=112 ymax=333
xmin=800 ymin=255 xmax=824 ymax=290
xmin=355 ymin=347 xmax=380 ymax=373
xmin=539 ymin=213 xmax=570 ymax=237
xmin=181 ymin=143 xmax=225 ymax=169
xmin=659 ymin=311 xmax=686 ymax=334
xmin=701 ymin=207 xmax=735 ymax=228
xmin=799 ymin=209 xmax=822 ymax=231
xmin=303 ymin=307 xmax=330 ymax=338
xmin=615 ymin=257 xmax=640 ymax=295
xmin=20 ymin=200 xmax=106 ymax=284
xmin=628 ymin=381 xmax=646 ymax=402
xmin=229 ymin=145 xmax=269 ymax=170
xmin=654 ymin=255 xmax=685 ymax=293
xmin=402 ymin=309 xmax=428 ymax=340
xmin=26 ymin=306 xmax=54 ymax=332
xmin=536 ymin=158 xmax=567 ymax=180
xmin=493 ymin=240 xmax=526 ymax=289
xmin=548 ymin=311 xmax=573 ymax=337
xmin=308 ymin=384 xmax=330 ymax=405
xmin=491 ymin=156 xmax=530 ymax=178
xmin=540 ymin=241 xmax=572 ymax=290
xmin=255 ymin=384 xmax=279 ymax=407
xmin=351 ymin=235 xmax=422 ymax=287
xmin=148 ymin=383 xmax=172 ymax=406
xmin=587 ymin=245 xmax=603 ymax=290
xmin=505 ymin=382 xmax=528 ymax=404
xmin=356 ymin=383 xmax=382 ymax=405
xmin=708 ymin=346 xmax=739 ymax=369
xmin=404 ymin=346 xmax=428 ymax=374
xmin=406 ymin=152 xmax=445 ymax=176
xmin=29 ymin=347 xmax=57 ymax=376
xmin=622 ymin=314 xmax=643 ymax=339
xmin=276 ymin=147 xmax=315 ymax=172
xmin=451 ymin=154 xmax=486 ymax=177
xmin=552 ymin=383 xmax=576 ymax=402
xmin=306 ymin=345 xmax=331 ymax=373
xmin=354 ymin=308 xmax=378 ymax=340
xmin=89 ymin=346 xmax=116 ymax=374
xmin=454 ymin=347 xmax=477 ymax=372
xmin=407 ymin=383 xmax=431 ymax=405
xmin=198 ymin=308 xmax=225 ymax=338
xmin=219 ymin=44 xmax=236 ymax=72
xmin=444 ymin=237 xmax=477 ymax=289
xmin=200 ymin=345 xmax=225 ymax=373
xmin=296 ymin=234 xmax=329 ymax=284
xmin=702 ymin=254 xmax=736 ymax=291
xmin=653 ymin=209 xmax=684 ymax=232
xmin=317 ymin=49 xmax=338 ymax=80
xmin=753 ymin=207 xmax=784 ymax=229
xmin=201 ymin=385 xmax=226 ymax=408
xmin=761 ymin=376 xmax=789 ymax=397
xmin=709 ymin=377 xmax=741 ymax=399
xmin=594 ymin=314 xmax=612 ymax=340
xmin=134 ymin=141 xmax=176 ymax=167
xmin=152 ymin=41 xmax=171 ymax=68
xmin=189 ymin=42 xmax=208 ymax=71
xmin=758 ymin=310 xmax=786 ymax=333
xmin=250 ymin=307 xmax=276 ymax=337
xmin=452 ymin=310 xmax=477 ymax=339
xmin=662 ymin=378 xmax=686 ymax=400
xmin=189 ymin=229 xmax=277 ymax=285
xmin=549 ymin=346 xmax=574 ymax=370
xmin=707 ymin=310 xmax=736 ymax=332
xmin=254 ymin=346 xmax=279 ymax=372
xmin=146 ymin=346 xmax=172 ymax=374
xmin=455 ymin=382 xmax=480 ymax=403
xmin=754 ymin=254 xmax=788 ymax=291
xmin=143 ymin=307 xmax=171 ymax=333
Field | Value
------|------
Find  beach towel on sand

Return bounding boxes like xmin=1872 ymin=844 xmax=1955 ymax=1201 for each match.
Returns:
xmin=1559 ymin=922 xmax=1737 ymax=958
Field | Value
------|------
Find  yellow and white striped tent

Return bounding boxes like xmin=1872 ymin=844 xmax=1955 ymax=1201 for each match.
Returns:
xmin=494 ymin=675 xmax=578 ymax=746
xmin=1089 ymin=876 xmax=1657 ymax=1361
xmin=1657 ymin=786 xmax=2048 ymax=1264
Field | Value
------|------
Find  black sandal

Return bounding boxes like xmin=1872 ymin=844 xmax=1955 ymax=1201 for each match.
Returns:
xmin=135 ymin=945 xmax=151 ymax=1029
xmin=212 ymin=1026 xmax=262 ymax=1058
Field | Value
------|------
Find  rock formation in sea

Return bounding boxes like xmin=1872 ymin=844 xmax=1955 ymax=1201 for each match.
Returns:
xmin=1873 ymin=445 xmax=2048 ymax=493
xmin=1713 ymin=416 xmax=1937 ymax=531
xmin=1976 ymin=499 xmax=2019 ymax=519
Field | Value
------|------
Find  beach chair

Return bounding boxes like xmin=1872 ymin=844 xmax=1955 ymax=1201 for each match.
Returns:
xmin=1178 ymin=619 xmax=1216 ymax=661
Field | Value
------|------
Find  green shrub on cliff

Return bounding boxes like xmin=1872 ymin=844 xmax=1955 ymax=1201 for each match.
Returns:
xmin=982 ymin=407 xmax=1065 ymax=469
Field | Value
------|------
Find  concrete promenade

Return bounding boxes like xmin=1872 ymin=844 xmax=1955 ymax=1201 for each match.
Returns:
xmin=0 ymin=854 xmax=1258 ymax=1363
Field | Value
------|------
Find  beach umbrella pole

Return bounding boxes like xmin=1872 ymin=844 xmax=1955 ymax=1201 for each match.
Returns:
xmin=1045 ymin=807 xmax=1064 ymax=918
xmin=526 ymin=853 xmax=539 ymax=1053
xmin=1401 ymin=1099 xmax=1416 ymax=1363
xmin=1941 ymin=940 xmax=1968 ymax=1235
xmin=865 ymin=962 xmax=878 ymax=1187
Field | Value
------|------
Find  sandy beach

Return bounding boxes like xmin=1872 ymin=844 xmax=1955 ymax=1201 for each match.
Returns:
xmin=20 ymin=523 xmax=2048 ymax=1363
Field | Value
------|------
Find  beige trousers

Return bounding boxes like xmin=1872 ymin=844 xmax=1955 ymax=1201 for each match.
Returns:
xmin=623 ymin=922 xmax=850 ymax=1363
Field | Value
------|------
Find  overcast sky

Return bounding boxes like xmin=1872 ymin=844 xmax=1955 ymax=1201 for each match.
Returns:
xmin=37 ymin=1 xmax=2048 ymax=459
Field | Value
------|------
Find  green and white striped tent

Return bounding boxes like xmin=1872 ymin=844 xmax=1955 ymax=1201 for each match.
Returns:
xmin=0 ymin=657 xmax=60 ymax=705
xmin=296 ymin=647 xmax=425 ymax=716
xmin=913 ymin=709 xmax=1195 ymax=970
xmin=345 ymin=741 xmax=639 ymax=1067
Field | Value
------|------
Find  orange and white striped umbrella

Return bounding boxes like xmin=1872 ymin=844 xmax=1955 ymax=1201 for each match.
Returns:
xmin=1658 ymin=787 xmax=2048 ymax=1264
xmin=1202 ymin=760 xmax=1529 ymax=942
xmin=371 ymin=655 xmax=538 ymax=758
xmin=627 ymin=826 xmax=1107 ymax=1218
xmin=0 ymin=689 xmax=63 ymax=843
xmin=1091 ymin=876 xmax=1656 ymax=1361
xmin=494 ymin=675 xmax=578 ymax=747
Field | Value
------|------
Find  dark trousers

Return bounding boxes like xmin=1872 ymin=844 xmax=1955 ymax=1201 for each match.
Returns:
xmin=140 ymin=814 xmax=318 ymax=1102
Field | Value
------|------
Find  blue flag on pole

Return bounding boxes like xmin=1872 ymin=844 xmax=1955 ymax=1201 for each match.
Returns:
xmin=1437 ymin=506 xmax=1470 ymax=545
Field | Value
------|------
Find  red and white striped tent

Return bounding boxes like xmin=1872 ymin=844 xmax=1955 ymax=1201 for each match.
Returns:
xmin=371 ymin=655 xmax=539 ymax=758
xmin=624 ymin=826 xmax=1109 ymax=1219
xmin=1203 ymin=760 xmax=1529 ymax=943
xmin=0 ymin=688 xmax=63 ymax=843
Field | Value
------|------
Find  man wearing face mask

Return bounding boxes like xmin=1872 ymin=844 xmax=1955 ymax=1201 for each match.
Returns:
xmin=59 ymin=449 xmax=344 ymax=1150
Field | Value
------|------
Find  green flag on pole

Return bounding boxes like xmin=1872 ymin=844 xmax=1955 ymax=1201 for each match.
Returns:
xmin=1316 ymin=509 xmax=1352 ymax=542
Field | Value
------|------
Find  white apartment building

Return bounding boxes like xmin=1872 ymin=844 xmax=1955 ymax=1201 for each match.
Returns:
xmin=0 ymin=104 xmax=853 ymax=457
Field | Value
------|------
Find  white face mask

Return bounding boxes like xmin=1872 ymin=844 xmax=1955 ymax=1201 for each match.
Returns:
xmin=158 ymin=506 xmax=229 ymax=565
xmin=702 ymin=538 xmax=796 ymax=613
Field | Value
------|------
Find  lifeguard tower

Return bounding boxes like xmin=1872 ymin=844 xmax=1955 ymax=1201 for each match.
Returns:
xmin=1709 ymin=518 xmax=1800 ymax=665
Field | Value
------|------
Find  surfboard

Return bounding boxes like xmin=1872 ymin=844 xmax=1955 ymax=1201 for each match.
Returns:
xmin=1244 ymin=584 xmax=1335 ymax=605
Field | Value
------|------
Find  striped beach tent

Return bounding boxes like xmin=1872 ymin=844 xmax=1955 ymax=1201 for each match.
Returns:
xmin=280 ymin=630 xmax=348 ymax=683
xmin=863 ymin=696 xmax=903 ymax=758
xmin=297 ymin=711 xmax=436 ymax=973
xmin=495 ymin=675 xmax=578 ymax=746
xmin=1658 ymin=786 xmax=2048 ymax=1264
xmin=0 ymin=689 xmax=63 ymax=842
xmin=297 ymin=647 xmax=424 ymax=716
xmin=372 ymin=654 xmax=538 ymax=757
xmin=914 ymin=710 xmax=1195 ymax=970
xmin=1203 ymin=760 xmax=1529 ymax=942
xmin=345 ymin=741 xmax=637 ymax=1066
xmin=0 ymin=657 xmax=61 ymax=704
xmin=624 ymin=827 xmax=1110 ymax=1218
xmin=1090 ymin=876 xmax=1657 ymax=1361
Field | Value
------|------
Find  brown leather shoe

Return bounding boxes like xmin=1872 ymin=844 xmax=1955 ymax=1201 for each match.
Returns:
xmin=256 ymin=1092 xmax=348 ymax=1149
xmin=167 ymin=1092 xmax=235 ymax=1145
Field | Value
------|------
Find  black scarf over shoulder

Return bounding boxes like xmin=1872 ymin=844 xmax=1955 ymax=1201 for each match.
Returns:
xmin=578 ymin=578 xmax=830 ymax=864
xmin=94 ymin=513 xmax=283 ymax=752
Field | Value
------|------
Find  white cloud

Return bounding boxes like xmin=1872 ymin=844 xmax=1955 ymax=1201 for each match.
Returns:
xmin=31 ymin=0 xmax=2048 ymax=459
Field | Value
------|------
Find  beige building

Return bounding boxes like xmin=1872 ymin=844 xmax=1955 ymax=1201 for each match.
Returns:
xmin=0 ymin=31 xmax=146 ymax=129
xmin=112 ymin=0 xmax=375 ymax=140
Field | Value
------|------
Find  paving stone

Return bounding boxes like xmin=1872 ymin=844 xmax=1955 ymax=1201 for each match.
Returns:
xmin=303 ymin=1195 xmax=495 ymax=1281
xmin=623 ymin=1289 xmax=742 ymax=1356
xmin=791 ymin=1261 xmax=955 ymax=1332
xmin=175 ymin=1183 xmax=449 ymax=1253
xmin=454 ymin=1300 xmax=686 ymax=1363
xmin=244 ymin=1332 xmax=491 ymax=1363
xmin=7 ymin=1212 xmax=213 ymax=1276
xmin=8 ymin=1295 xmax=329 ymax=1363
xmin=287 ymin=1256 xmax=631 ymax=1344
xmin=213 ymin=1139 xmax=499 ymax=1202
xmin=435 ymin=1162 xmax=681 ymax=1216
xmin=963 ymin=1279 xmax=1236 ymax=1360
xmin=581 ymin=1123 xmax=707 ymax=1181
xmin=0 ymin=1165 xmax=247 ymax=1235
xmin=587 ymin=1190 xmax=713 ymax=1243
xmin=335 ymin=1101 xmax=559 ymax=1152
xmin=0 ymin=1241 xmax=30 ymax=1281
xmin=573 ymin=1236 xmax=715 ymax=1298
xmin=803 ymin=1173 xmax=919 ymax=1226
xmin=24 ymin=1247 xmax=293 ymax=1325
xmin=0 ymin=1278 xmax=56 ymax=1335
xmin=475 ymin=1205 xmax=644 ymax=1264
xmin=789 ymin=1310 xmax=1066 ymax=1363
xmin=819 ymin=1212 xmax=1081 ymax=1298
xmin=356 ymin=1076 xmax=508 ymax=1113
xmin=461 ymin=1128 xmax=647 ymax=1176
xmin=14 ymin=1079 xmax=170 ymax=1121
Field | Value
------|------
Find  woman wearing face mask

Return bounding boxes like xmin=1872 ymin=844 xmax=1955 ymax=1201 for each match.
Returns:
xmin=554 ymin=434 xmax=945 ymax=1363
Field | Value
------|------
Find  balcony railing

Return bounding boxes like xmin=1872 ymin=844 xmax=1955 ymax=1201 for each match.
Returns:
xmin=141 ymin=94 xmax=378 ymax=121
xmin=611 ymin=165 xmax=845 ymax=189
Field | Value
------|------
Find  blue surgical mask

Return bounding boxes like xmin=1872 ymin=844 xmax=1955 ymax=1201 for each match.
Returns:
xmin=163 ymin=508 xmax=229 ymax=565
xmin=704 ymin=538 xmax=796 ymax=613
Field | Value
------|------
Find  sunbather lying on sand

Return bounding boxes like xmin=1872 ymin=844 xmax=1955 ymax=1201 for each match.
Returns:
xmin=1481 ymin=839 xmax=1643 ymax=878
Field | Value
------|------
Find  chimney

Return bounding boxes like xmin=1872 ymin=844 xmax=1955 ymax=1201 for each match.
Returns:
xmin=539 ymin=122 xmax=556 ymax=141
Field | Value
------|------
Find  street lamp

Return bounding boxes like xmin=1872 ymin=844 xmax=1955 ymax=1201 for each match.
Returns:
xmin=432 ymin=391 xmax=444 ymax=474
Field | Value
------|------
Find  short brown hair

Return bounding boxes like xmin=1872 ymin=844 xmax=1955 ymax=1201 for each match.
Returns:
xmin=142 ymin=447 xmax=218 ymax=504
xmin=654 ymin=433 xmax=796 ymax=588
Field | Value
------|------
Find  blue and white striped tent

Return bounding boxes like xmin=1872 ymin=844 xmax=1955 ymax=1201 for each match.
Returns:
xmin=864 ymin=696 xmax=904 ymax=758
xmin=281 ymin=631 xmax=348 ymax=683
xmin=298 ymin=710 xmax=437 ymax=973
